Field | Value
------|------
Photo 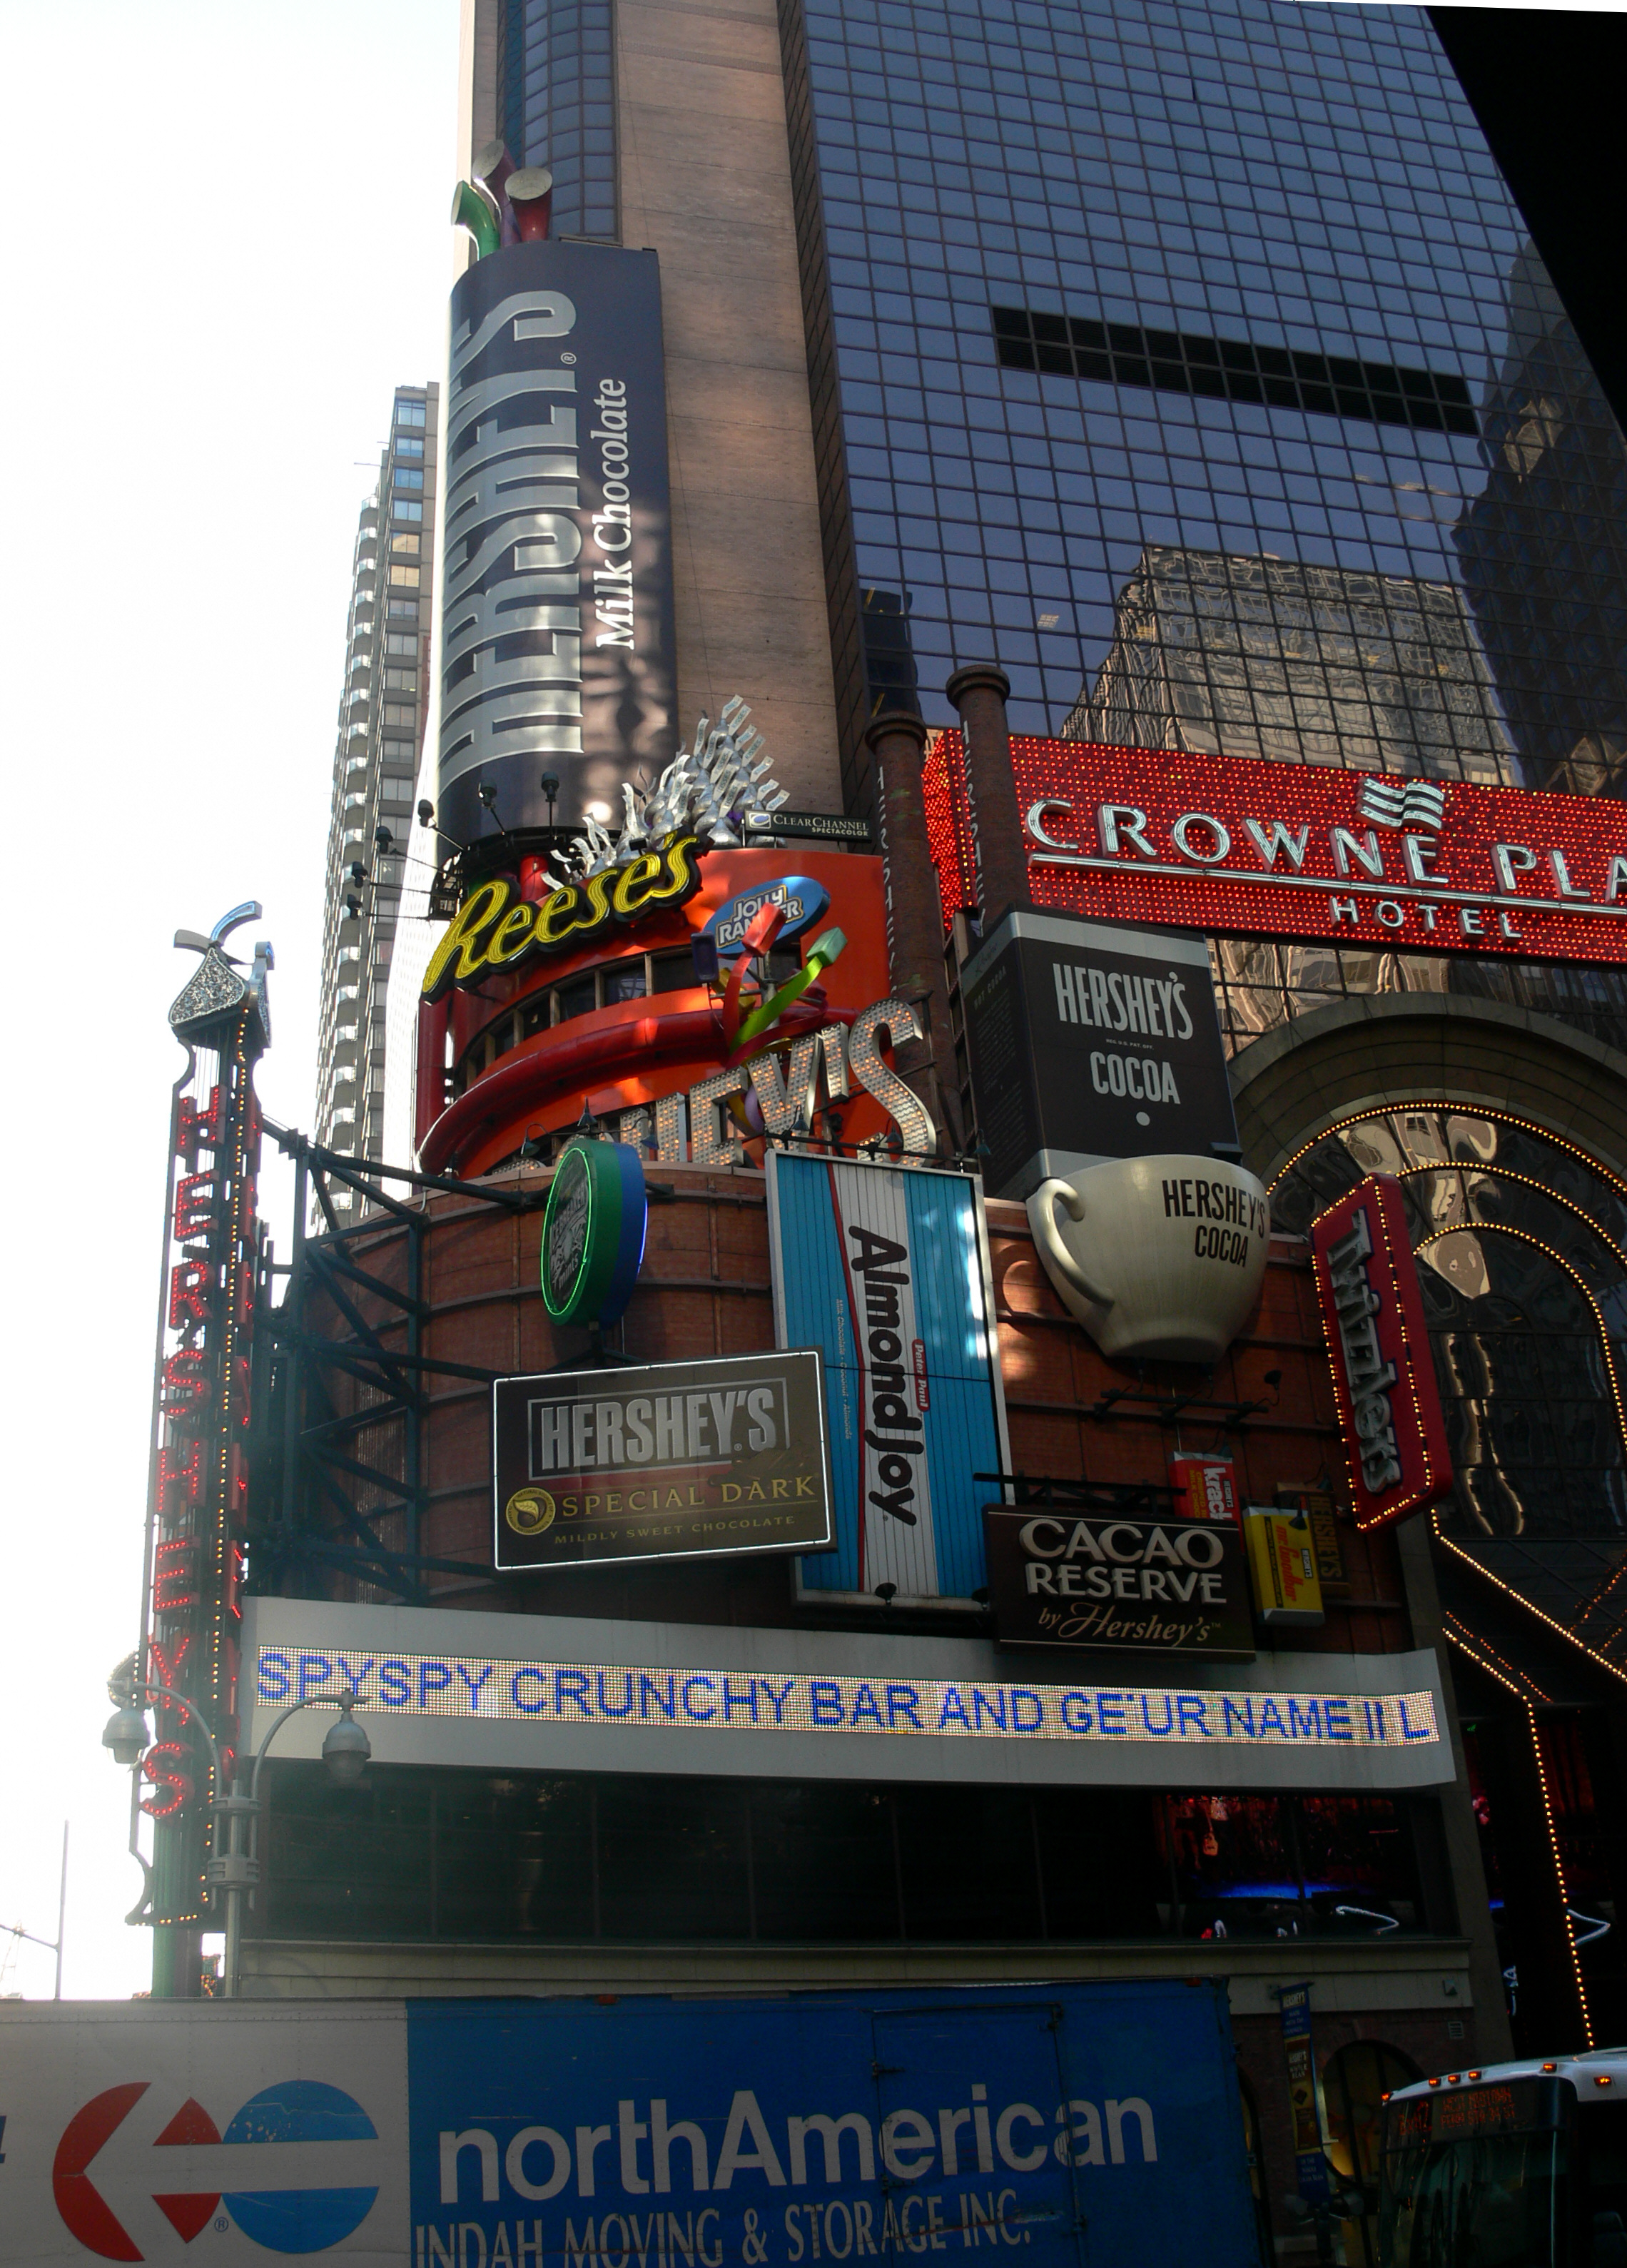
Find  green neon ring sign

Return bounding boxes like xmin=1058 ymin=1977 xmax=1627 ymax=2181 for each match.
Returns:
xmin=540 ymin=1138 xmax=649 ymax=1326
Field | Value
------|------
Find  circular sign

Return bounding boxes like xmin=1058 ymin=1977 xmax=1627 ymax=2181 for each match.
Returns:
xmin=702 ymin=876 xmax=831 ymax=955
xmin=505 ymin=1486 xmax=556 ymax=1534
xmin=540 ymin=1138 xmax=649 ymax=1326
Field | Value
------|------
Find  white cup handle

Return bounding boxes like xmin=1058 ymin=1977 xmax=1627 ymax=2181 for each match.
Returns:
xmin=1032 ymin=1178 xmax=1114 ymax=1308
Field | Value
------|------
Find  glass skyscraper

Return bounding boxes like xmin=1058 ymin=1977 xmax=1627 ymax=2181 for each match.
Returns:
xmin=769 ymin=0 xmax=1627 ymax=1047
xmin=315 ymin=384 xmax=440 ymax=1210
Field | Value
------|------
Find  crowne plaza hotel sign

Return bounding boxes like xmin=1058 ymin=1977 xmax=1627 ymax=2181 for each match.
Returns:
xmin=1003 ymin=739 xmax=1627 ymax=963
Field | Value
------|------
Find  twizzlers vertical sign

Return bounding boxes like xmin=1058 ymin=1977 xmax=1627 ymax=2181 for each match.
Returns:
xmin=1311 ymin=1175 xmax=1451 ymax=1531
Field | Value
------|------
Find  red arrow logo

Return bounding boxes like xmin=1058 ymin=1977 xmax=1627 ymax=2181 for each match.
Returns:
xmin=152 ymin=2097 xmax=223 ymax=2243
xmin=53 ymin=2087 xmax=226 ymax=2259
xmin=53 ymin=2084 xmax=148 ymax=2261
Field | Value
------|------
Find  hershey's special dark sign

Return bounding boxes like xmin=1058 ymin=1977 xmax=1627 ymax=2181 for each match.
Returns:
xmin=982 ymin=1505 xmax=1256 ymax=1659
xmin=959 ymin=908 xmax=1240 ymax=1200
xmin=439 ymin=240 xmax=678 ymax=845
xmin=494 ymin=1350 xmax=835 ymax=1570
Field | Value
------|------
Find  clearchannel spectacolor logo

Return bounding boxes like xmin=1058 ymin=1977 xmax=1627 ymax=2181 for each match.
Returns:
xmin=52 ymin=2079 xmax=380 ymax=2260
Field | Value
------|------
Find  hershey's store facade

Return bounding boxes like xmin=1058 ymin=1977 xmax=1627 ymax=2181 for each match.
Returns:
xmin=135 ymin=6 xmax=1627 ymax=2266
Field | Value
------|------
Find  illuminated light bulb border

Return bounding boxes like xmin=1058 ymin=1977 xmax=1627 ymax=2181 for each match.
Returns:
xmin=1441 ymin=1611 xmax=1553 ymax=1704
xmin=1441 ymin=1618 xmax=1526 ymax=1700
xmin=1524 ymin=1694 xmax=1596 ymax=2051
xmin=1431 ymin=1509 xmax=1627 ymax=1691
xmin=145 ymin=1007 xmax=262 ymax=1933
xmin=1270 ymin=1102 xmax=1627 ymax=1212
xmin=1414 ymin=1224 xmax=1627 ymax=1468
xmin=1399 ymin=1163 xmax=1627 ymax=1279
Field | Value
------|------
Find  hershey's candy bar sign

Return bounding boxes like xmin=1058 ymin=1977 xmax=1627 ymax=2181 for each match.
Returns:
xmin=493 ymin=1349 xmax=834 ymax=1569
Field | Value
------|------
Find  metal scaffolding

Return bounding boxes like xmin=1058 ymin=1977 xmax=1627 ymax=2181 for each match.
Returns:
xmin=248 ymin=1123 xmax=544 ymax=1603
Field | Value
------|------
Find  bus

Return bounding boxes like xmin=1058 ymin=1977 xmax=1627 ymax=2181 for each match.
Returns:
xmin=1379 ymin=2051 xmax=1627 ymax=2267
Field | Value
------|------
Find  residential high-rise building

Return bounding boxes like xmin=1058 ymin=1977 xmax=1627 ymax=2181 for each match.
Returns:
xmin=314 ymin=384 xmax=440 ymax=1207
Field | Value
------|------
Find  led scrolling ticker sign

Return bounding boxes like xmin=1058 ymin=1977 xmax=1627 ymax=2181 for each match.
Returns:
xmin=1004 ymin=739 xmax=1627 ymax=963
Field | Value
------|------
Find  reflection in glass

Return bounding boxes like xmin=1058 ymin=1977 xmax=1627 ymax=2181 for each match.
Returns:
xmin=1275 ymin=1108 xmax=1627 ymax=1545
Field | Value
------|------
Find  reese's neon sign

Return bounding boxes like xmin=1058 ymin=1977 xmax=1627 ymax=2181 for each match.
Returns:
xmin=422 ymin=830 xmax=701 ymax=1001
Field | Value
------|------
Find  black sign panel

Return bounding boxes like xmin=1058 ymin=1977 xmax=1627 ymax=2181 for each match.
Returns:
xmin=439 ymin=241 xmax=678 ymax=845
xmin=960 ymin=909 xmax=1240 ymax=1199
xmin=982 ymin=1505 xmax=1256 ymax=1658
xmin=494 ymin=1350 xmax=836 ymax=1570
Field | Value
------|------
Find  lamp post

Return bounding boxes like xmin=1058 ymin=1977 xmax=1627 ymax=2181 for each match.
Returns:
xmin=102 ymin=1674 xmax=371 ymax=1999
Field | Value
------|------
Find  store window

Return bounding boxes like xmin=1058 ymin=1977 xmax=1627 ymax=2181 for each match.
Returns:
xmin=651 ymin=950 xmax=700 ymax=994
xmin=1160 ymin=1794 xmax=1423 ymax=1937
xmin=556 ymin=975 xmax=596 ymax=1023
xmin=260 ymin=1768 xmax=1443 ymax=1950
xmin=259 ymin=1767 xmax=1168 ymax=1945
xmin=602 ymin=960 xmax=647 ymax=1006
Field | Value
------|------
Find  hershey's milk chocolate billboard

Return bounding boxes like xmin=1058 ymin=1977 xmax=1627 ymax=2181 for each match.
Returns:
xmin=960 ymin=909 xmax=1240 ymax=1200
xmin=439 ymin=241 xmax=678 ymax=845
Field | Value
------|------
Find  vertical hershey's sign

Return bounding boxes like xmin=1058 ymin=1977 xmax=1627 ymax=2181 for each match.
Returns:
xmin=437 ymin=241 xmax=678 ymax=844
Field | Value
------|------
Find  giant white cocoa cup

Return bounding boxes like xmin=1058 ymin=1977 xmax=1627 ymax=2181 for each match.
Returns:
xmin=1026 ymin=1153 xmax=1271 ymax=1363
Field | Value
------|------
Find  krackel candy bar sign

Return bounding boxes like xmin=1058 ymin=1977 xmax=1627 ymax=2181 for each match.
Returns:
xmin=255 ymin=1646 xmax=1439 ymax=1753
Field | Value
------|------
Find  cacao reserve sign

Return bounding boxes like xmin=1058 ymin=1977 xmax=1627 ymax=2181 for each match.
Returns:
xmin=1310 ymin=1174 xmax=1453 ymax=1531
xmin=493 ymin=1349 xmax=836 ymax=1569
xmin=421 ymin=831 xmax=701 ymax=1001
xmin=982 ymin=1506 xmax=1256 ymax=1659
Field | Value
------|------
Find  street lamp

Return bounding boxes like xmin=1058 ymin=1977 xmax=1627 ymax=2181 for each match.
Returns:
xmin=103 ymin=1666 xmax=372 ymax=1998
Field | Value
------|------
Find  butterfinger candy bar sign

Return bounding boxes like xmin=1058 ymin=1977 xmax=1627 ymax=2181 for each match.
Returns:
xmin=494 ymin=1350 xmax=836 ymax=1569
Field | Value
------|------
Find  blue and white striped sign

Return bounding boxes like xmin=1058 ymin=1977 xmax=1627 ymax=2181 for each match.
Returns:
xmin=766 ymin=1153 xmax=1009 ymax=1599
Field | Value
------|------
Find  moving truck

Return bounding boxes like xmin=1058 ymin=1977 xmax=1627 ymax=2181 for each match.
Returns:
xmin=0 ymin=1981 xmax=1259 ymax=2268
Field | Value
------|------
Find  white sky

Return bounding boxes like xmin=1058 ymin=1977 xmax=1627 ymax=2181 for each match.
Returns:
xmin=0 ymin=0 xmax=458 ymax=1998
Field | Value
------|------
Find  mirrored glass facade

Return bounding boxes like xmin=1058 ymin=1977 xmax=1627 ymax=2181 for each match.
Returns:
xmin=774 ymin=0 xmax=1627 ymax=1048
xmin=497 ymin=0 xmax=618 ymax=239
xmin=786 ymin=0 xmax=1627 ymax=762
